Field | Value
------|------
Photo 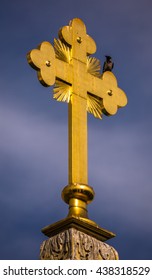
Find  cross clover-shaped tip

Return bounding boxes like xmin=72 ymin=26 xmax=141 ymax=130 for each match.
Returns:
xmin=59 ymin=18 xmax=96 ymax=58
xmin=101 ymin=71 xmax=128 ymax=116
xmin=27 ymin=41 xmax=56 ymax=87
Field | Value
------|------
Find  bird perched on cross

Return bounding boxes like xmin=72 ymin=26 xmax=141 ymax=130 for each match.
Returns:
xmin=103 ymin=55 xmax=114 ymax=72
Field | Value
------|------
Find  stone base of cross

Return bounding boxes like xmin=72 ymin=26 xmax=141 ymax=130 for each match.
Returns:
xmin=40 ymin=217 xmax=119 ymax=260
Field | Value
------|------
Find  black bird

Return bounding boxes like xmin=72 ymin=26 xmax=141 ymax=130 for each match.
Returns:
xmin=102 ymin=55 xmax=114 ymax=72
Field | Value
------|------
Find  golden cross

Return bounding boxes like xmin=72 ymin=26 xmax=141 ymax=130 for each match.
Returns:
xmin=27 ymin=18 xmax=127 ymax=221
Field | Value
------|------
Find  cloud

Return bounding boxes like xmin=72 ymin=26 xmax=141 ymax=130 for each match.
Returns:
xmin=88 ymin=121 xmax=152 ymax=233
xmin=0 ymin=103 xmax=68 ymax=218
xmin=0 ymin=102 xmax=69 ymax=259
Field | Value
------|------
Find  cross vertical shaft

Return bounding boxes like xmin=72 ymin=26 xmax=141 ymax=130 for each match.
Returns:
xmin=68 ymin=93 xmax=88 ymax=185
xmin=66 ymin=42 xmax=91 ymax=218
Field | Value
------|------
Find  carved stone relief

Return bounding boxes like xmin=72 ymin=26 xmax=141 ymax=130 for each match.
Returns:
xmin=40 ymin=228 xmax=118 ymax=260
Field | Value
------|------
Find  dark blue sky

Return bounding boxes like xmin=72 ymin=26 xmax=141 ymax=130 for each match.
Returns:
xmin=0 ymin=0 xmax=152 ymax=260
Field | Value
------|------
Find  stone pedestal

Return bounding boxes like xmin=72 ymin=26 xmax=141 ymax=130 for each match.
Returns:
xmin=40 ymin=216 xmax=118 ymax=260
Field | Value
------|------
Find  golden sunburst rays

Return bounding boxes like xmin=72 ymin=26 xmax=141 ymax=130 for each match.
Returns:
xmin=87 ymin=93 xmax=102 ymax=119
xmin=53 ymin=39 xmax=103 ymax=118
xmin=87 ymin=56 xmax=102 ymax=118
xmin=87 ymin=56 xmax=101 ymax=78
xmin=53 ymin=80 xmax=72 ymax=103
xmin=54 ymin=38 xmax=71 ymax=63
xmin=53 ymin=39 xmax=72 ymax=102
